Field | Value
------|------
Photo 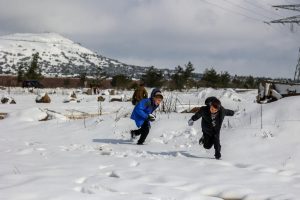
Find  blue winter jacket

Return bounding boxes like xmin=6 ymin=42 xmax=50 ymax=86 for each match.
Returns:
xmin=131 ymin=98 xmax=159 ymax=128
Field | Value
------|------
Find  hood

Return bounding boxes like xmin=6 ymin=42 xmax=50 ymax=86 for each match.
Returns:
xmin=150 ymin=88 xmax=161 ymax=98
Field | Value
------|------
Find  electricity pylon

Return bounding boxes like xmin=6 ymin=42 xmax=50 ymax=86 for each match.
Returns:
xmin=268 ymin=4 xmax=300 ymax=82
xmin=269 ymin=4 xmax=300 ymax=24
xmin=294 ymin=48 xmax=300 ymax=82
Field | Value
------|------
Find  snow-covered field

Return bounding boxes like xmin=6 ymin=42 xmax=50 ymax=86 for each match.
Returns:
xmin=1 ymin=87 xmax=300 ymax=200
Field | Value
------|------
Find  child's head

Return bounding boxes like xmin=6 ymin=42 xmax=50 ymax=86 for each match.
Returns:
xmin=153 ymin=91 xmax=163 ymax=106
xmin=209 ymin=99 xmax=221 ymax=114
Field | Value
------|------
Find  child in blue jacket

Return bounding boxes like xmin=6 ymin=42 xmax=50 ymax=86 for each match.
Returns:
xmin=130 ymin=88 xmax=163 ymax=145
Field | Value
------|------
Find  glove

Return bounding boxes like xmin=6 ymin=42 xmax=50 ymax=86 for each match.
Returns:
xmin=148 ymin=114 xmax=156 ymax=122
xmin=188 ymin=119 xmax=194 ymax=126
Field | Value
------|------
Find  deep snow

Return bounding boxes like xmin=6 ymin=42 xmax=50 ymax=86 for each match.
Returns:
xmin=1 ymin=87 xmax=300 ymax=200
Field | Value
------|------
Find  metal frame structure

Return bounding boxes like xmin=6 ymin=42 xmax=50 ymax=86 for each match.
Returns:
xmin=294 ymin=48 xmax=300 ymax=82
xmin=268 ymin=4 xmax=300 ymax=82
xmin=269 ymin=4 xmax=300 ymax=26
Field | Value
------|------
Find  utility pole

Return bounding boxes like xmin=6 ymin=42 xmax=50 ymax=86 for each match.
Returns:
xmin=294 ymin=48 xmax=300 ymax=82
xmin=268 ymin=4 xmax=300 ymax=83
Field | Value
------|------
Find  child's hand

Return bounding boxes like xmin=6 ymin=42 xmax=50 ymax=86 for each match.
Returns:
xmin=148 ymin=114 xmax=156 ymax=122
xmin=188 ymin=119 xmax=194 ymax=126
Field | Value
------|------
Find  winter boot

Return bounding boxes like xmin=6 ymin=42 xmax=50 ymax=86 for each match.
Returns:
xmin=215 ymin=152 xmax=221 ymax=160
xmin=130 ymin=130 xmax=137 ymax=139
xmin=199 ymin=136 xmax=204 ymax=145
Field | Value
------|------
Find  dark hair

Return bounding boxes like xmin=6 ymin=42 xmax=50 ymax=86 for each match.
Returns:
xmin=210 ymin=98 xmax=221 ymax=109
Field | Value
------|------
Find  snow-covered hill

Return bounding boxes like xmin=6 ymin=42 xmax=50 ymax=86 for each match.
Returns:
xmin=1 ymin=87 xmax=300 ymax=199
xmin=0 ymin=33 xmax=148 ymax=78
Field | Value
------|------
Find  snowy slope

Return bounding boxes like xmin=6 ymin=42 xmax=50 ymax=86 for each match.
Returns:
xmin=0 ymin=87 xmax=300 ymax=200
xmin=0 ymin=33 xmax=145 ymax=78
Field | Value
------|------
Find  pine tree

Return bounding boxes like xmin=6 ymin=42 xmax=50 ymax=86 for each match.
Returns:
xmin=219 ymin=71 xmax=231 ymax=88
xmin=25 ymin=52 xmax=43 ymax=80
xmin=111 ymin=74 xmax=131 ymax=89
xmin=171 ymin=65 xmax=185 ymax=91
xmin=184 ymin=61 xmax=195 ymax=80
xmin=171 ymin=62 xmax=195 ymax=91
xmin=17 ymin=63 xmax=25 ymax=83
xmin=184 ymin=61 xmax=195 ymax=90
xmin=244 ymin=76 xmax=256 ymax=89
xmin=141 ymin=66 xmax=164 ymax=88
xmin=79 ymin=72 xmax=87 ymax=87
xmin=202 ymin=68 xmax=219 ymax=87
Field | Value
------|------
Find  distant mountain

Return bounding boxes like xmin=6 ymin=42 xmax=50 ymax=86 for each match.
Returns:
xmin=0 ymin=33 xmax=160 ymax=78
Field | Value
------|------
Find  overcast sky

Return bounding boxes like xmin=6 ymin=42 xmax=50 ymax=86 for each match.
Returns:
xmin=0 ymin=0 xmax=299 ymax=78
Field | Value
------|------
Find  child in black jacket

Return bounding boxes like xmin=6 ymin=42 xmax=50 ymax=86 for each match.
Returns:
xmin=188 ymin=97 xmax=234 ymax=159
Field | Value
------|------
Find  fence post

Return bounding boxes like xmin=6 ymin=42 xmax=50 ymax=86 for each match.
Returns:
xmin=260 ymin=104 xmax=263 ymax=129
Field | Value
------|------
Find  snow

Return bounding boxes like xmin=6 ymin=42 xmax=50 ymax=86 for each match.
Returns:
xmin=0 ymin=33 xmax=125 ymax=77
xmin=1 ymin=87 xmax=300 ymax=200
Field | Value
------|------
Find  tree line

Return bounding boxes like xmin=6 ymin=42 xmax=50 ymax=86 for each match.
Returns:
xmin=110 ymin=62 xmax=263 ymax=90
xmin=17 ymin=53 xmax=283 ymax=90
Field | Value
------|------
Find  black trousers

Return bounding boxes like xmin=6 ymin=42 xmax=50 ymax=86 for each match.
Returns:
xmin=132 ymin=120 xmax=150 ymax=144
xmin=202 ymin=132 xmax=221 ymax=156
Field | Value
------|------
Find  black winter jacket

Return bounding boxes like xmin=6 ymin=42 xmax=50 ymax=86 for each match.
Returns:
xmin=191 ymin=105 xmax=234 ymax=135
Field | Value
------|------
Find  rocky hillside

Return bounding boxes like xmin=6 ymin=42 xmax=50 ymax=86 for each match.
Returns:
xmin=0 ymin=33 xmax=153 ymax=78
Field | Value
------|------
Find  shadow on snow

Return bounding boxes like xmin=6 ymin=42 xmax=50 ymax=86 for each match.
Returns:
xmin=93 ymin=138 xmax=214 ymax=160
xmin=93 ymin=138 xmax=132 ymax=145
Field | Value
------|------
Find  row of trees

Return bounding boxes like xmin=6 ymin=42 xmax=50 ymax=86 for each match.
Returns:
xmin=110 ymin=62 xmax=196 ymax=90
xmin=110 ymin=62 xmax=260 ymax=90
xmin=201 ymin=68 xmax=258 ymax=89
xmin=16 ymin=53 xmax=261 ymax=90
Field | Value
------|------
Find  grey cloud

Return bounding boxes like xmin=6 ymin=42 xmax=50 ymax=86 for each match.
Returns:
xmin=0 ymin=0 xmax=299 ymax=78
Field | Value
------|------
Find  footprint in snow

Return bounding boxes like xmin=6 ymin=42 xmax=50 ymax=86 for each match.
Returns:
xmin=130 ymin=160 xmax=140 ymax=167
xmin=235 ymin=163 xmax=300 ymax=179
xmin=16 ymin=148 xmax=34 ymax=155
xmin=73 ymin=186 xmax=94 ymax=194
xmin=75 ymin=177 xmax=88 ymax=184
xmin=74 ymin=184 xmax=118 ymax=194
xmin=235 ymin=163 xmax=251 ymax=169
xmin=35 ymin=147 xmax=46 ymax=151
xmin=25 ymin=141 xmax=42 ymax=146
xmin=106 ymin=171 xmax=120 ymax=178
xmin=99 ymin=165 xmax=114 ymax=170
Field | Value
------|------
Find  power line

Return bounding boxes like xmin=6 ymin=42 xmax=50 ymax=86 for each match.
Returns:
xmin=285 ymin=0 xmax=299 ymax=5
xmin=222 ymin=0 xmax=274 ymax=20
xmin=243 ymin=0 xmax=285 ymax=18
xmin=200 ymin=0 xmax=263 ymax=22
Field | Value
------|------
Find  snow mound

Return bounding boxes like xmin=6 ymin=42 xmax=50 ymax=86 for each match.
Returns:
xmin=197 ymin=88 xmax=242 ymax=102
xmin=197 ymin=88 xmax=216 ymax=99
xmin=36 ymin=93 xmax=46 ymax=101
xmin=10 ymin=107 xmax=48 ymax=122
